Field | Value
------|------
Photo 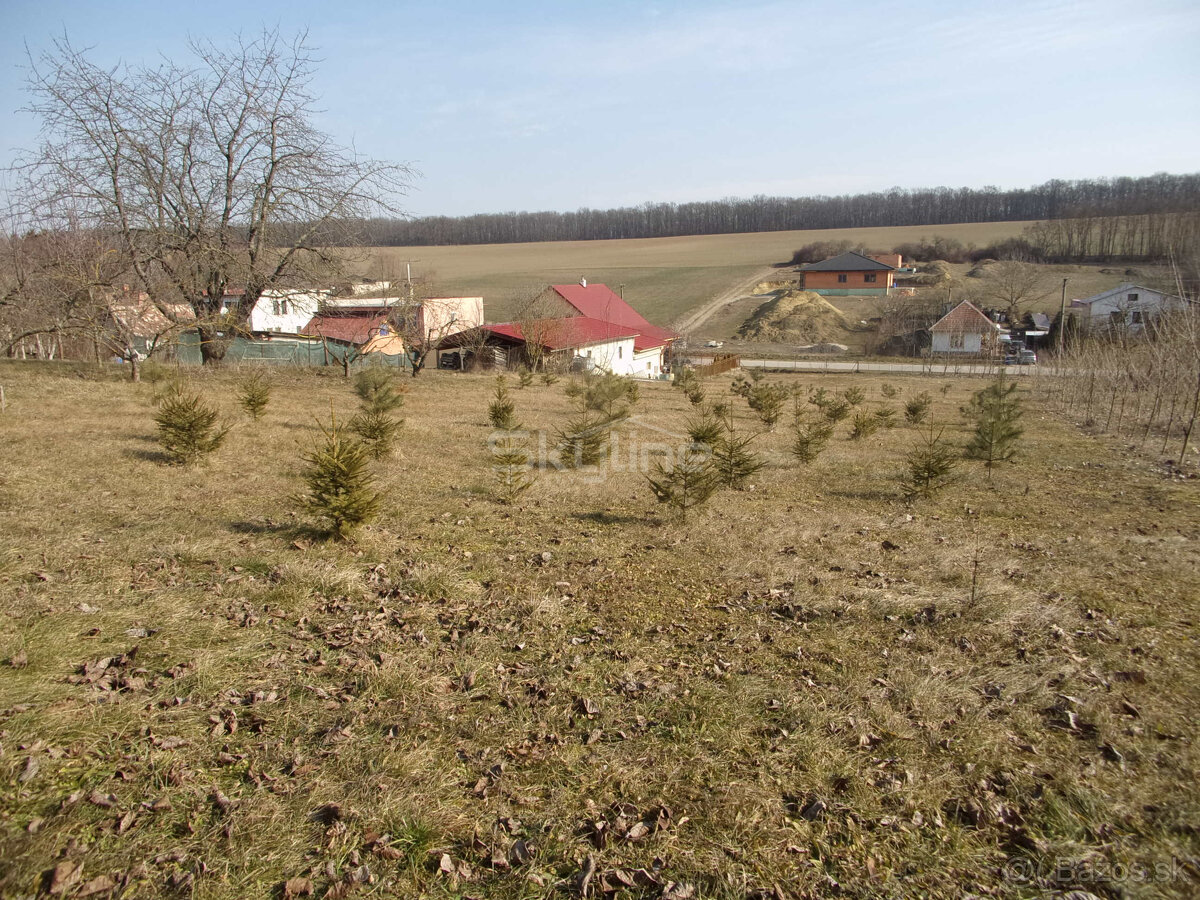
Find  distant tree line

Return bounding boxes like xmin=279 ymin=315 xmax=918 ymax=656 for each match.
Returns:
xmin=354 ymin=173 xmax=1200 ymax=247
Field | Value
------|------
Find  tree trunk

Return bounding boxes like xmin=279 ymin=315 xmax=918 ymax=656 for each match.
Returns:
xmin=197 ymin=324 xmax=231 ymax=366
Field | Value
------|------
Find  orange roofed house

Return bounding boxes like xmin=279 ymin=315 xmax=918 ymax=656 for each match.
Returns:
xmin=799 ymin=251 xmax=897 ymax=296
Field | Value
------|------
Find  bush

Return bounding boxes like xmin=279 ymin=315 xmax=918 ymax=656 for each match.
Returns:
xmin=296 ymin=415 xmax=380 ymax=539
xmin=873 ymin=406 xmax=898 ymax=428
xmin=155 ymin=391 xmax=229 ymax=465
xmin=880 ymin=383 xmax=899 ymax=399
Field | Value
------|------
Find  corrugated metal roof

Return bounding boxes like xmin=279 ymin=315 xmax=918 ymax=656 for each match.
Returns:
xmin=301 ymin=311 xmax=391 ymax=345
xmin=550 ymin=283 xmax=677 ymax=349
xmin=799 ymin=251 xmax=895 ymax=272
xmin=490 ymin=316 xmax=641 ymax=351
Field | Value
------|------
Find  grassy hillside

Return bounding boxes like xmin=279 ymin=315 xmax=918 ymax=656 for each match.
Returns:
xmin=1 ymin=361 xmax=1196 ymax=898
xmin=364 ymin=221 xmax=1036 ymax=326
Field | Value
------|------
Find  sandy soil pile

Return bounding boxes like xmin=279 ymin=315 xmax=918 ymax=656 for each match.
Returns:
xmin=737 ymin=290 xmax=860 ymax=343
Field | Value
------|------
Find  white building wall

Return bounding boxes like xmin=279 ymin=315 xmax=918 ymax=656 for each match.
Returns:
xmin=633 ymin=347 xmax=666 ymax=378
xmin=1076 ymin=286 xmax=1183 ymax=332
xmin=575 ymin=337 xmax=638 ymax=375
xmin=250 ymin=290 xmax=327 ymax=334
xmin=931 ymin=332 xmax=983 ymax=354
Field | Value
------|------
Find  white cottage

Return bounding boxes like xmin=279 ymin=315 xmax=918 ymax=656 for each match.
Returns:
xmin=248 ymin=289 xmax=329 ymax=334
xmin=929 ymin=300 xmax=1001 ymax=355
xmin=1071 ymin=283 xmax=1187 ymax=333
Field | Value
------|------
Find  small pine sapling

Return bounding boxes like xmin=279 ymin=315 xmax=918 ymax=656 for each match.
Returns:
xmin=646 ymin=444 xmax=718 ymax=521
xmin=237 ymin=372 xmax=271 ymax=420
xmin=557 ymin=414 xmax=611 ymax=468
xmin=488 ymin=376 xmax=519 ymax=430
xmin=822 ymin=396 xmax=852 ymax=423
xmin=486 ymin=376 xmax=533 ymax=502
xmin=155 ymin=391 xmax=229 ymax=464
xmin=541 ymin=372 xmax=559 ymax=386
xmin=296 ymin=411 xmax=380 ymax=539
xmin=350 ymin=367 xmax=405 ymax=458
xmin=904 ymin=392 xmax=932 ymax=425
xmin=674 ymin=367 xmax=706 ymax=406
xmin=849 ymin=409 xmax=880 ymax=440
xmin=791 ymin=403 xmax=834 ymax=464
xmin=873 ymin=406 xmax=898 ymax=428
xmin=732 ymin=371 xmax=789 ymax=431
xmin=880 ymin=383 xmax=899 ymax=399
xmin=353 ymin=367 xmax=406 ymax=413
xmin=843 ymin=386 xmax=865 ymax=406
xmin=710 ymin=404 xmax=763 ymax=489
xmin=963 ymin=376 xmax=1024 ymax=479
xmin=902 ymin=422 xmax=959 ymax=500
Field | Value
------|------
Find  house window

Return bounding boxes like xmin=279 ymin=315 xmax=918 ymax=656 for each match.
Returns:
xmin=618 ymin=346 xmax=623 ymax=359
xmin=837 ymin=274 xmax=848 ymax=284
xmin=272 ymin=300 xmax=281 ymax=315
xmin=280 ymin=299 xmax=289 ymax=315
xmin=1131 ymin=310 xmax=1142 ymax=324
xmin=1127 ymin=293 xmax=1139 ymax=303
xmin=950 ymin=333 xmax=965 ymax=349
xmin=864 ymin=273 xmax=877 ymax=283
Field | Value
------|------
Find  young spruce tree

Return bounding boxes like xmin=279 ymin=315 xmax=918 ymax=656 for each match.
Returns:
xmin=487 ymin=377 xmax=533 ymax=503
xmin=296 ymin=410 xmax=380 ymax=539
xmin=155 ymin=391 xmax=229 ymax=465
xmin=350 ymin=367 xmax=405 ymax=459
xmin=963 ymin=375 xmax=1024 ymax=479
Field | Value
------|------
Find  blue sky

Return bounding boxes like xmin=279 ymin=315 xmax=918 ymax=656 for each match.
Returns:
xmin=2 ymin=0 xmax=1198 ymax=218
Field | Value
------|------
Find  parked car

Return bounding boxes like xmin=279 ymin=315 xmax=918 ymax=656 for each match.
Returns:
xmin=1004 ymin=349 xmax=1037 ymax=365
xmin=705 ymin=340 xmax=724 ymax=348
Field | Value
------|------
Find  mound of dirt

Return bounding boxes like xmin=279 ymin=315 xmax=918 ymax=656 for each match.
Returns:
xmin=753 ymin=280 xmax=801 ymax=294
xmin=737 ymin=290 xmax=861 ymax=343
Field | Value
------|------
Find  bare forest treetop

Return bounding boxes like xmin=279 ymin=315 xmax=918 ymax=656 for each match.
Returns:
xmin=14 ymin=29 xmax=412 ymax=363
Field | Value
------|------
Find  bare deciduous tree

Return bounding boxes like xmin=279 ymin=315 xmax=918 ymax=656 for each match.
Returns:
xmin=15 ymin=29 xmax=411 ymax=365
xmin=979 ymin=260 xmax=1050 ymax=322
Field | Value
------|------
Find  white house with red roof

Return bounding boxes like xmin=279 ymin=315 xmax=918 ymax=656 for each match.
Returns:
xmin=439 ymin=280 xmax=677 ymax=377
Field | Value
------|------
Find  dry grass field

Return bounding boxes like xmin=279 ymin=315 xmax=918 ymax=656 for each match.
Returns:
xmin=1 ymin=360 xmax=1198 ymax=899
xmin=364 ymin=222 xmax=1036 ymax=327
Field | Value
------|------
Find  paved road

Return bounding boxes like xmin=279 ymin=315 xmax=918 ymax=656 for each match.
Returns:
xmin=686 ymin=357 xmax=1038 ymax=377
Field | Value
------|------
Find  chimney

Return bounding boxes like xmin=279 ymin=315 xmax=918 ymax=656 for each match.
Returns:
xmin=580 ymin=277 xmax=587 ymax=288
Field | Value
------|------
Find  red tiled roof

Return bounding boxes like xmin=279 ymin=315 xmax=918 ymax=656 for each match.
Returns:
xmin=550 ymin=283 xmax=677 ymax=350
xmin=485 ymin=316 xmax=641 ymax=351
xmin=301 ymin=312 xmax=392 ymax=345
xmin=930 ymin=300 xmax=1000 ymax=333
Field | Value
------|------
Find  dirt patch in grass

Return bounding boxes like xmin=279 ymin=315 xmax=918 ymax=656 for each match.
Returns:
xmin=0 ymin=361 xmax=1196 ymax=898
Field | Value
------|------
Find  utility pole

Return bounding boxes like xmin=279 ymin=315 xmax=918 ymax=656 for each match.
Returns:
xmin=1057 ymin=277 xmax=1069 ymax=355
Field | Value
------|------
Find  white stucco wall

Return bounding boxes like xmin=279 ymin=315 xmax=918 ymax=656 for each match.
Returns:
xmin=249 ymin=290 xmax=326 ymax=334
xmin=633 ymin=347 xmax=666 ymax=378
xmin=931 ymin=332 xmax=984 ymax=353
xmin=574 ymin=337 xmax=638 ymax=375
xmin=1076 ymin=286 xmax=1184 ymax=332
